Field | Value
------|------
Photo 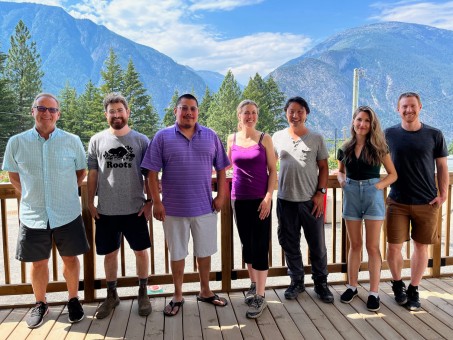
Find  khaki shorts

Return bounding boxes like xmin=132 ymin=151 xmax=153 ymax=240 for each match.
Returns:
xmin=385 ymin=197 xmax=440 ymax=244
xmin=163 ymin=212 xmax=218 ymax=261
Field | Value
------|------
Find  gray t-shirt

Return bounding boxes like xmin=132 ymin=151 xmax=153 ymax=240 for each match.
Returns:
xmin=273 ymin=128 xmax=328 ymax=202
xmin=88 ymin=129 xmax=150 ymax=215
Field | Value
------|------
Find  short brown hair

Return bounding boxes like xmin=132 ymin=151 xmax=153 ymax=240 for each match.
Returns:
xmin=103 ymin=92 xmax=128 ymax=111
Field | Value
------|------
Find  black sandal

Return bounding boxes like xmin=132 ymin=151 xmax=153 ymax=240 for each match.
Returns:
xmin=163 ymin=298 xmax=185 ymax=316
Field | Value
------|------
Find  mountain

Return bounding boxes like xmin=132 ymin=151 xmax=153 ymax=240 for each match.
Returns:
xmin=193 ymin=70 xmax=225 ymax=93
xmin=0 ymin=2 xmax=221 ymax=115
xmin=269 ymin=22 xmax=453 ymax=143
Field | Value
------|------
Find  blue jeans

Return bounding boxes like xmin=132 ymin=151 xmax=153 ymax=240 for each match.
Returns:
xmin=277 ymin=198 xmax=328 ymax=282
xmin=342 ymin=178 xmax=385 ymax=221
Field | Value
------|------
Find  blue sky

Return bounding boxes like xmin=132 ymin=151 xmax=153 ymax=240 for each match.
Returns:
xmin=2 ymin=0 xmax=453 ymax=83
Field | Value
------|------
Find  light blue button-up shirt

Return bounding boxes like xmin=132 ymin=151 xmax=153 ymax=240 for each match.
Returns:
xmin=2 ymin=127 xmax=87 ymax=229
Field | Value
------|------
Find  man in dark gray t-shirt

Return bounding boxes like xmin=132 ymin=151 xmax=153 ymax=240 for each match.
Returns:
xmin=87 ymin=93 xmax=152 ymax=319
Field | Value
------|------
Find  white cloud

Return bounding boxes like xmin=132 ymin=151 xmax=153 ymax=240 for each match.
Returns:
xmin=188 ymin=0 xmax=264 ymax=11
xmin=373 ymin=1 xmax=453 ymax=30
xmin=1 ymin=0 xmax=311 ymax=83
xmin=64 ymin=0 xmax=311 ymax=83
xmin=0 ymin=0 xmax=64 ymax=5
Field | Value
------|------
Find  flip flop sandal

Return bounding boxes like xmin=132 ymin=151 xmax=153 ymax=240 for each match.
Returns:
xmin=163 ymin=298 xmax=185 ymax=316
xmin=196 ymin=294 xmax=228 ymax=307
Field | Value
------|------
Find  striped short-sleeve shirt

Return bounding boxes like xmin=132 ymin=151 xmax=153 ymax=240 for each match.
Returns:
xmin=141 ymin=123 xmax=230 ymax=217
xmin=2 ymin=127 xmax=87 ymax=229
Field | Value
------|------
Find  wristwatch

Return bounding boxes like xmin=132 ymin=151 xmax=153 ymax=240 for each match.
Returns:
xmin=317 ymin=188 xmax=327 ymax=194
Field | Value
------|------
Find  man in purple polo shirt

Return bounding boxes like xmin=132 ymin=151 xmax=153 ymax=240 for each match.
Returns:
xmin=141 ymin=93 xmax=230 ymax=317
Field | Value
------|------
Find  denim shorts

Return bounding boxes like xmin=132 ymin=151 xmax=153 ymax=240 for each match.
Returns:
xmin=342 ymin=178 xmax=385 ymax=221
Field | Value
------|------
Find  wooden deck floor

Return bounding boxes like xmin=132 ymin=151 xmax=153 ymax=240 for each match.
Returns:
xmin=1 ymin=277 xmax=453 ymax=339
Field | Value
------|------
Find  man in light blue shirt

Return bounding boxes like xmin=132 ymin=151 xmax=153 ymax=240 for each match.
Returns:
xmin=2 ymin=93 xmax=89 ymax=329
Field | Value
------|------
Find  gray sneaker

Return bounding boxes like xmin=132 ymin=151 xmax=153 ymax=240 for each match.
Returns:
xmin=246 ymin=295 xmax=267 ymax=319
xmin=26 ymin=301 xmax=49 ymax=329
xmin=95 ymin=289 xmax=120 ymax=319
xmin=138 ymin=286 xmax=152 ymax=316
xmin=244 ymin=282 xmax=256 ymax=305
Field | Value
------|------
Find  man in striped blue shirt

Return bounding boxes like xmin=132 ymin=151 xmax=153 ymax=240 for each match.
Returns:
xmin=2 ymin=93 xmax=89 ymax=329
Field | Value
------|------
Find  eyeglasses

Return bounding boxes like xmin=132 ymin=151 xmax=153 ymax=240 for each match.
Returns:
xmin=34 ymin=106 xmax=59 ymax=114
xmin=178 ymin=105 xmax=198 ymax=112
xmin=108 ymin=108 xmax=126 ymax=115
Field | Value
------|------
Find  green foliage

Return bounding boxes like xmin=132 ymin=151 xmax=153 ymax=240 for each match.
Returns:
xmin=100 ymin=48 xmax=123 ymax=95
xmin=206 ymin=70 xmax=242 ymax=145
xmin=198 ymin=87 xmax=213 ymax=126
xmin=241 ymin=74 xmax=286 ymax=135
xmin=122 ymin=58 xmax=160 ymax=138
xmin=162 ymin=90 xmax=179 ymax=127
xmin=78 ymin=81 xmax=106 ymax=146
xmin=4 ymin=20 xmax=43 ymax=133
xmin=0 ymin=46 xmax=16 ymax=158
xmin=449 ymin=141 xmax=453 ymax=155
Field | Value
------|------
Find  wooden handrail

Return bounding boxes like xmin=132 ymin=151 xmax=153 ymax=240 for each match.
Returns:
xmin=0 ymin=172 xmax=452 ymax=305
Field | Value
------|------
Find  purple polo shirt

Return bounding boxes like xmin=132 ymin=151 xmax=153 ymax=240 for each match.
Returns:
xmin=141 ymin=123 xmax=230 ymax=217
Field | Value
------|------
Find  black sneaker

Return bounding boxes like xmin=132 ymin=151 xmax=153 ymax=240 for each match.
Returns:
xmin=26 ymin=301 xmax=49 ymax=329
xmin=367 ymin=295 xmax=380 ymax=312
xmin=391 ymin=280 xmax=407 ymax=305
xmin=68 ymin=297 xmax=85 ymax=323
xmin=314 ymin=280 xmax=334 ymax=303
xmin=244 ymin=282 xmax=256 ymax=305
xmin=284 ymin=280 xmax=305 ymax=300
xmin=406 ymin=284 xmax=421 ymax=311
xmin=340 ymin=288 xmax=358 ymax=303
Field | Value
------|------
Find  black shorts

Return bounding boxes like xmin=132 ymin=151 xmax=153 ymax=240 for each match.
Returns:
xmin=95 ymin=213 xmax=151 ymax=255
xmin=16 ymin=215 xmax=89 ymax=262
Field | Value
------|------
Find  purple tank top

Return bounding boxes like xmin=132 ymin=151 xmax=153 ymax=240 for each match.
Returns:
xmin=231 ymin=132 xmax=268 ymax=200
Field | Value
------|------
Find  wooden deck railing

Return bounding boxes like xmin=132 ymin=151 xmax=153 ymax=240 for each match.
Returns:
xmin=0 ymin=173 xmax=452 ymax=305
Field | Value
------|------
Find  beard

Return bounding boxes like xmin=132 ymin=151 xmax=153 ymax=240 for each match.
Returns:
xmin=110 ymin=117 xmax=127 ymax=130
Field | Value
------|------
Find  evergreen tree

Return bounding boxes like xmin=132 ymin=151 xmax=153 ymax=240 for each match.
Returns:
xmin=206 ymin=70 xmax=241 ymax=145
xmin=77 ymin=80 xmax=105 ymax=147
xmin=100 ymin=48 xmax=123 ymax=95
xmin=0 ymin=46 xmax=16 ymax=160
xmin=58 ymin=82 xmax=78 ymax=132
xmin=162 ymin=90 xmax=179 ymax=127
xmin=4 ymin=20 xmax=44 ymax=133
xmin=122 ymin=58 xmax=160 ymax=138
xmin=198 ymin=87 xmax=213 ymax=126
xmin=241 ymin=73 xmax=286 ymax=135
xmin=265 ymin=75 xmax=287 ymax=132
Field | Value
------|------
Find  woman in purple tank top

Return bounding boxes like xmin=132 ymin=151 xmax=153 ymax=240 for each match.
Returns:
xmin=226 ymin=99 xmax=277 ymax=319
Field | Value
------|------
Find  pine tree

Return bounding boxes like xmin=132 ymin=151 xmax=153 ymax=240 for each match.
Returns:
xmin=206 ymin=70 xmax=242 ymax=145
xmin=241 ymin=73 xmax=286 ymax=135
xmin=77 ymin=80 xmax=106 ymax=147
xmin=198 ymin=87 xmax=213 ymax=126
xmin=122 ymin=58 xmax=160 ymax=138
xmin=0 ymin=46 xmax=16 ymax=159
xmin=58 ymin=82 xmax=78 ymax=132
xmin=162 ymin=90 xmax=179 ymax=127
xmin=265 ymin=75 xmax=287 ymax=133
xmin=100 ymin=48 xmax=123 ymax=95
xmin=4 ymin=20 xmax=44 ymax=133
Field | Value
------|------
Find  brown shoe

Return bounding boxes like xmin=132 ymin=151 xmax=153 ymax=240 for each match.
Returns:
xmin=138 ymin=286 xmax=151 ymax=316
xmin=95 ymin=289 xmax=120 ymax=319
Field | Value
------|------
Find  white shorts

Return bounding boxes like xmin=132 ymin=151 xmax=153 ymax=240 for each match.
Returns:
xmin=163 ymin=212 xmax=218 ymax=261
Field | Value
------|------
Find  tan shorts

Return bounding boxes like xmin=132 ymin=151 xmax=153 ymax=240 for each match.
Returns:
xmin=385 ymin=197 xmax=440 ymax=244
xmin=163 ymin=212 xmax=218 ymax=261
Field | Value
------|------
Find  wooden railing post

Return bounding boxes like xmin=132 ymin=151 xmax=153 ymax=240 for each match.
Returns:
xmin=220 ymin=180 xmax=233 ymax=292
xmin=80 ymin=183 xmax=96 ymax=302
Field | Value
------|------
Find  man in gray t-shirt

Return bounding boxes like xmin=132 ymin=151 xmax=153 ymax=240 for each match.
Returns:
xmin=87 ymin=93 xmax=152 ymax=319
xmin=272 ymin=96 xmax=333 ymax=303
